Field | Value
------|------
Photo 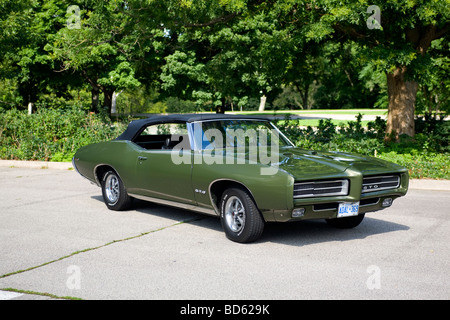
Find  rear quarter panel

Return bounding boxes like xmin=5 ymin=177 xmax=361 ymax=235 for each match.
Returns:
xmin=74 ymin=141 xmax=140 ymax=188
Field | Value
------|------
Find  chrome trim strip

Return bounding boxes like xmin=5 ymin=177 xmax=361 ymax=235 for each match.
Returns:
xmin=362 ymin=175 xmax=400 ymax=193
xmin=190 ymin=118 xmax=269 ymax=124
xmin=268 ymin=121 xmax=296 ymax=147
xmin=129 ymin=193 xmax=217 ymax=216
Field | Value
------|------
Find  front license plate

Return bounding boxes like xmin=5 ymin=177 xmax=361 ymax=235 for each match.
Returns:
xmin=338 ymin=202 xmax=359 ymax=218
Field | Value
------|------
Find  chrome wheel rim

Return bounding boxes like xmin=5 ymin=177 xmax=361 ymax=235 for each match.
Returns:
xmin=105 ymin=174 xmax=120 ymax=204
xmin=224 ymin=196 xmax=245 ymax=233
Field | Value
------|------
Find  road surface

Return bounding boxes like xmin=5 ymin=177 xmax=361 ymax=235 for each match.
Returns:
xmin=0 ymin=165 xmax=449 ymax=301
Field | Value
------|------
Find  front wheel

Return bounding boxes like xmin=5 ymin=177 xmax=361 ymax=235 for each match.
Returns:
xmin=101 ymin=170 xmax=132 ymax=211
xmin=326 ymin=213 xmax=365 ymax=229
xmin=219 ymin=188 xmax=264 ymax=243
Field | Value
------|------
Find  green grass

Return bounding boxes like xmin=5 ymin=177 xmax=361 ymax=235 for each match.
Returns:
xmin=277 ymin=118 xmax=371 ymax=127
xmin=233 ymin=109 xmax=388 ymax=115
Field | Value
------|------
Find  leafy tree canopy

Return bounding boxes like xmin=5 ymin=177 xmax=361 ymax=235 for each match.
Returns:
xmin=0 ymin=0 xmax=448 ymax=138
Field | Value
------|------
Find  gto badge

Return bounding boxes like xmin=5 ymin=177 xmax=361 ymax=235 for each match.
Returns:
xmin=195 ymin=189 xmax=206 ymax=195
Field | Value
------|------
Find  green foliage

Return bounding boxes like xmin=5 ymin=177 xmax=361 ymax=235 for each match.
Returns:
xmin=0 ymin=109 xmax=448 ymax=179
xmin=414 ymin=39 xmax=450 ymax=115
xmin=377 ymin=151 xmax=449 ymax=180
xmin=0 ymin=0 xmax=448 ymax=134
xmin=275 ymin=114 xmax=450 ymax=179
xmin=164 ymin=97 xmax=198 ymax=113
xmin=0 ymin=107 xmax=126 ymax=161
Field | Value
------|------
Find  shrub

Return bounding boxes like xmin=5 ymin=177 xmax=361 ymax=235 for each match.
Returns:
xmin=0 ymin=107 xmax=127 ymax=162
xmin=1 ymin=109 xmax=448 ymax=179
xmin=378 ymin=151 xmax=449 ymax=179
xmin=275 ymin=114 xmax=449 ymax=179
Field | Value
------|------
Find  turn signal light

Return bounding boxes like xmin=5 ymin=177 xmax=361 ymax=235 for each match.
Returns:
xmin=292 ymin=208 xmax=305 ymax=218
xmin=382 ymin=198 xmax=393 ymax=207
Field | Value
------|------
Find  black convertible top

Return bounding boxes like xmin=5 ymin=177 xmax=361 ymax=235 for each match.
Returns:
xmin=116 ymin=113 xmax=270 ymax=141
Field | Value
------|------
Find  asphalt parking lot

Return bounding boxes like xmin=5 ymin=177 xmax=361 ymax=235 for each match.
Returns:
xmin=0 ymin=163 xmax=449 ymax=301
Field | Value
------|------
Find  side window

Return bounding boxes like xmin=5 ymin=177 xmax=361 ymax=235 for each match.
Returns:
xmin=132 ymin=123 xmax=190 ymax=150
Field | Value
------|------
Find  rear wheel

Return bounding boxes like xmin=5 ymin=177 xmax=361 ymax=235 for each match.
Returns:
xmin=219 ymin=187 xmax=264 ymax=243
xmin=326 ymin=214 xmax=365 ymax=229
xmin=101 ymin=170 xmax=132 ymax=211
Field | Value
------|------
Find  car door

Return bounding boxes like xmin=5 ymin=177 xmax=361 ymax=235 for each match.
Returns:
xmin=131 ymin=122 xmax=195 ymax=205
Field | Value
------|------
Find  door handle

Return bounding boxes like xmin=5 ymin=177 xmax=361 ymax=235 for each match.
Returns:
xmin=138 ymin=156 xmax=148 ymax=161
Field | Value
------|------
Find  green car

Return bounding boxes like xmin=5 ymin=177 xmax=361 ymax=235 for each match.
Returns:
xmin=73 ymin=114 xmax=409 ymax=243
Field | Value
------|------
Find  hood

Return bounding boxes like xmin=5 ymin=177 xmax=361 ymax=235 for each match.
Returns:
xmin=276 ymin=148 xmax=405 ymax=179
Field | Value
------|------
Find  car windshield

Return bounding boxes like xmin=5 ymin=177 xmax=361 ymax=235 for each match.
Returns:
xmin=192 ymin=119 xmax=293 ymax=151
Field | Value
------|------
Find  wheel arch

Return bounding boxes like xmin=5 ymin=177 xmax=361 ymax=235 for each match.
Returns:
xmin=208 ymin=179 xmax=259 ymax=215
xmin=94 ymin=164 xmax=121 ymax=187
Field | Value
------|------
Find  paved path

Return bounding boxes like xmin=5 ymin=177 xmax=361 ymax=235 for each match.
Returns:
xmin=252 ymin=113 xmax=385 ymax=121
xmin=0 ymin=164 xmax=449 ymax=302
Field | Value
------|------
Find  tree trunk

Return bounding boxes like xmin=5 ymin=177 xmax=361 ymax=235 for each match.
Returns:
xmin=385 ymin=66 xmax=418 ymax=140
xmin=111 ymin=90 xmax=123 ymax=116
xmin=258 ymin=95 xmax=266 ymax=111
xmin=216 ymin=98 xmax=226 ymax=114
xmin=294 ymin=82 xmax=309 ymax=110
xmin=91 ymin=87 xmax=100 ymax=113
xmin=386 ymin=23 xmax=450 ymax=139
xmin=103 ymin=89 xmax=114 ymax=115
xmin=28 ymin=102 xmax=34 ymax=115
xmin=301 ymin=84 xmax=309 ymax=110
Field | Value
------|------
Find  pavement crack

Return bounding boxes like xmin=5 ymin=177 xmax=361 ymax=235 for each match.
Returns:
xmin=0 ymin=217 xmax=203 ymax=280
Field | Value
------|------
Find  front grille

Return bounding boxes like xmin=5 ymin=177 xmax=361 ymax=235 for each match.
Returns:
xmin=362 ymin=175 xmax=400 ymax=193
xmin=294 ymin=179 xmax=349 ymax=199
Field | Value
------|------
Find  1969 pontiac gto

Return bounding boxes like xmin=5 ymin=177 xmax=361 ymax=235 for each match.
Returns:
xmin=73 ymin=113 xmax=409 ymax=243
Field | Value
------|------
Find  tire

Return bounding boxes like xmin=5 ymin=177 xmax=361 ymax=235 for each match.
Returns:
xmin=101 ymin=170 xmax=132 ymax=211
xmin=326 ymin=213 xmax=365 ymax=229
xmin=219 ymin=187 xmax=264 ymax=243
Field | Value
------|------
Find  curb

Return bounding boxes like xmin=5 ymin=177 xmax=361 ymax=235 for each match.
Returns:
xmin=408 ymin=179 xmax=450 ymax=191
xmin=0 ymin=160 xmax=73 ymax=170
xmin=0 ymin=160 xmax=449 ymax=191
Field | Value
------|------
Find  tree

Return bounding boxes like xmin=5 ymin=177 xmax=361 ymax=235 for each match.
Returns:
xmin=0 ymin=0 xmax=71 ymax=109
xmin=45 ymin=0 xmax=145 ymax=114
xmin=415 ymin=38 xmax=450 ymax=115
xmin=2 ymin=0 xmax=448 ymax=124
xmin=159 ymin=0 xmax=291 ymax=112
xmin=159 ymin=1 xmax=249 ymax=112
xmin=303 ymin=0 xmax=449 ymax=138
xmin=1 ymin=0 xmax=183 ymax=114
